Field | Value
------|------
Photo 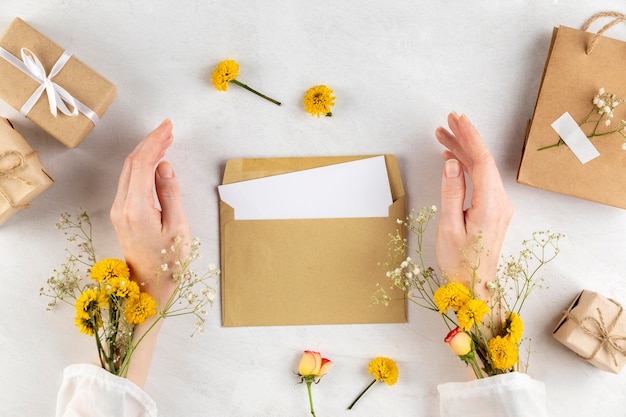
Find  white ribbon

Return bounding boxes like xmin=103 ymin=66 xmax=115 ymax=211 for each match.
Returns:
xmin=0 ymin=46 xmax=99 ymax=124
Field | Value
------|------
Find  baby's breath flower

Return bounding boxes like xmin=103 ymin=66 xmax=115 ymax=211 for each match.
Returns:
xmin=540 ymin=87 xmax=626 ymax=152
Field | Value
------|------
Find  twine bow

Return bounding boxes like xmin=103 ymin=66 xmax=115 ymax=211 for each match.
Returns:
xmin=0 ymin=46 xmax=99 ymax=124
xmin=0 ymin=150 xmax=33 ymax=209
xmin=564 ymin=298 xmax=626 ymax=367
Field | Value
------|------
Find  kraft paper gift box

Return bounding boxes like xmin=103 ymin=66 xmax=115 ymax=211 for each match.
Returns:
xmin=517 ymin=12 xmax=626 ymax=209
xmin=553 ymin=290 xmax=626 ymax=373
xmin=219 ymin=155 xmax=406 ymax=327
xmin=0 ymin=117 xmax=54 ymax=225
xmin=0 ymin=18 xmax=117 ymax=148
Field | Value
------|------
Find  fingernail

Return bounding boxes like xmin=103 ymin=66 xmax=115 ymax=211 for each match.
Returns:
xmin=157 ymin=162 xmax=174 ymax=179
xmin=444 ymin=159 xmax=461 ymax=178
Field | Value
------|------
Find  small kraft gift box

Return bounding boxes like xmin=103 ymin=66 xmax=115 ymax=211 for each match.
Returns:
xmin=517 ymin=12 xmax=626 ymax=209
xmin=0 ymin=117 xmax=54 ymax=225
xmin=553 ymin=290 xmax=626 ymax=373
xmin=0 ymin=18 xmax=117 ymax=148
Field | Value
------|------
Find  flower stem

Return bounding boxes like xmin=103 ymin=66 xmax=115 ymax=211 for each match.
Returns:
xmin=537 ymin=139 xmax=565 ymax=151
xmin=229 ymin=79 xmax=281 ymax=106
xmin=306 ymin=380 xmax=316 ymax=417
xmin=347 ymin=379 xmax=376 ymax=410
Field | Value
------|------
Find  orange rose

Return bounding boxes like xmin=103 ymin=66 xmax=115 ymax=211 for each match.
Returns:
xmin=298 ymin=350 xmax=332 ymax=378
xmin=444 ymin=327 xmax=473 ymax=356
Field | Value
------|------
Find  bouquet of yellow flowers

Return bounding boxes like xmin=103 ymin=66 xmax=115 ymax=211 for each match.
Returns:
xmin=40 ymin=212 xmax=219 ymax=376
xmin=374 ymin=206 xmax=562 ymax=378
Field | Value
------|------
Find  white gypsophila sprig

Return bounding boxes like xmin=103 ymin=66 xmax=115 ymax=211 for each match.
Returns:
xmin=42 ymin=212 xmax=97 ymax=308
xmin=494 ymin=230 xmax=563 ymax=314
xmin=540 ymin=88 xmax=626 ymax=152
xmin=158 ymin=236 xmax=220 ymax=336
xmin=372 ymin=206 xmax=440 ymax=310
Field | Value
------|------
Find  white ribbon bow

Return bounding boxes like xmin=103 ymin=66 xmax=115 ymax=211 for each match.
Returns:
xmin=0 ymin=46 xmax=99 ymax=124
xmin=20 ymin=48 xmax=78 ymax=118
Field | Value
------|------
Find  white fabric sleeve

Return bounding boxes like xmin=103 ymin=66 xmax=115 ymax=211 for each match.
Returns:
xmin=55 ymin=364 xmax=157 ymax=417
xmin=437 ymin=372 xmax=549 ymax=417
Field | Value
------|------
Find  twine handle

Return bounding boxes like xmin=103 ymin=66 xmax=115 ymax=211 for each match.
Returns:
xmin=582 ymin=11 xmax=626 ymax=55
xmin=563 ymin=297 xmax=626 ymax=368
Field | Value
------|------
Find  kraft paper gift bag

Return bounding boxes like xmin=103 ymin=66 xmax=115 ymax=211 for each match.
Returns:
xmin=0 ymin=18 xmax=117 ymax=148
xmin=0 ymin=117 xmax=54 ymax=225
xmin=518 ymin=12 xmax=626 ymax=209
xmin=219 ymin=155 xmax=406 ymax=327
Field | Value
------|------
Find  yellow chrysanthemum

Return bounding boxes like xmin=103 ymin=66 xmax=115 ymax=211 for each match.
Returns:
xmin=433 ymin=282 xmax=471 ymax=314
xmin=367 ymin=356 xmax=398 ymax=386
xmin=303 ymin=85 xmax=335 ymax=117
xmin=90 ymin=258 xmax=130 ymax=284
xmin=504 ymin=311 xmax=524 ymax=343
xmin=456 ymin=298 xmax=490 ymax=331
xmin=487 ymin=335 xmax=518 ymax=370
xmin=75 ymin=288 xmax=108 ymax=313
xmin=125 ymin=292 xmax=157 ymax=325
xmin=74 ymin=288 xmax=107 ymax=336
xmin=106 ymin=276 xmax=140 ymax=300
xmin=211 ymin=59 xmax=239 ymax=91
xmin=74 ymin=311 xmax=102 ymax=336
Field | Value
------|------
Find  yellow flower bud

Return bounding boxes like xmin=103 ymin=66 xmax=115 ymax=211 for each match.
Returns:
xmin=444 ymin=327 xmax=473 ymax=356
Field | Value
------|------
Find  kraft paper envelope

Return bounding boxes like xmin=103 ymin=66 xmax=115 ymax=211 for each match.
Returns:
xmin=219 ymin=155 xmax=406 ymax=327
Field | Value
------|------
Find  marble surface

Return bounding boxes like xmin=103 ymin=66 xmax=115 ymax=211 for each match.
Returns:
xmin=2 ymin=1 xmax=626 ymax=416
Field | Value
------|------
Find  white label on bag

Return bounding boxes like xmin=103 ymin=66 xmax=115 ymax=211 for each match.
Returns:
xmin=550 ymin=112 xmax=600 ymax=164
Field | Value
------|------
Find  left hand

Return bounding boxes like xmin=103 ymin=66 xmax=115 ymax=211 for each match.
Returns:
xmin=434 ymin=113 xmax=513 ymax=301
xmin=110 ymin=119 xmax=190 ymax=307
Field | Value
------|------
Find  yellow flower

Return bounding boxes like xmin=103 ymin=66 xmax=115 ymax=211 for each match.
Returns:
xmin=75 ymin=288 xmax=108 ymax=313
xmin=211 ymin=59 xmax=281 ymax=105
xmin=211 ymin=59 xmax=239 ymax=91
xmin=456 ymin=298 xmax=490 ymax=331
xmin=124 ymin=292 xmax=157 ymax=325
xmin=106 ymin=276 xmax=140 ymax=300
xmin=368 ymin=356 xmax=398 ymax=386
xmin=303 ymin=85 xmax=335 ymax=117
xmin=487 ymin=335 xmax=518 ymax=370
xmin=504 ymin=311 xmax=524 ymax=343
xmin=348 ymin=357 xmax=398 ymax=410
xmin=90 ymin=258 xmax=130 ymax=284
xmin=74 ymin=311 xmax=101 ymax=336
xmin=433 ymin=282 xmax=471 ymax=313
xmin=74 ymin=288 xmax=107 ymax=336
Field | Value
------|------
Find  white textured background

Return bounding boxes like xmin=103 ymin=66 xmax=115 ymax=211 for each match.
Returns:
xmin=2 ymin=1 xmax=626 ymax=416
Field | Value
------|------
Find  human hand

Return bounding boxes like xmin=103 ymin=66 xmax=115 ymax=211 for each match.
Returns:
xmin=434 ymin=113 xmax=513 ymax=301
xmin=110 ymin=119 xmax=190 ymax=308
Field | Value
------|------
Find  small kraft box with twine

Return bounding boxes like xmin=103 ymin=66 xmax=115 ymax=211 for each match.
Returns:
xmin=553 ymin=290 xmax=626 ymax=373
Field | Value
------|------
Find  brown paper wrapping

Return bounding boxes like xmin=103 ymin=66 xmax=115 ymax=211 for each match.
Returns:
xmin=0 ymin=117 xmax=54 ymax=225
xmin=219 ymin=155 xmax=406 ymax=327
xmin=517 ymin=14 xmax=626 ymax=209
xmin=553 ymin=290 xmax=626 ymax=373
xmin=0 ymin=18 xmax=117 ymax=148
